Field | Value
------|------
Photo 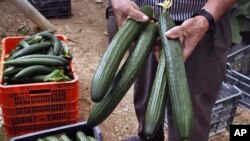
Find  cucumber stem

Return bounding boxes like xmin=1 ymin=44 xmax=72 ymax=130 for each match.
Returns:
xmin=156 ymin=0 xmax=172 ymax=11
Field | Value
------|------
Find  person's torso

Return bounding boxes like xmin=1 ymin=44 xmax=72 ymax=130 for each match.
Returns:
xmin=134 ymin=0 xmax=207 ymax=21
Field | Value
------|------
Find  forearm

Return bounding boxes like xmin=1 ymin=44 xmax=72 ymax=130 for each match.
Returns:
xmin=203 ymin=0 xmax=237 ymax=21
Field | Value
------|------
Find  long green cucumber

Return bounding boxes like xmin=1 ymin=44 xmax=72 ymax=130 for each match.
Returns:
xmin=3 ymin=66 xmax=23 ymax=77
xmin=37 ymin=32 xmax=61 ymax=55
xmin=87 ymin=22 xmax=157 ymax=127
xmin=18 ymin=54 xmax=69 ymax=64
xmin=5 ymin=75 xmax=46 ymax=84
xmin=21 ymin=30 xmax=54 ymax=42
xmin=144 ymin=50 xmax=168 ymax=138
xmin=91 ymin=6 xmax=153 ymax=102
xmin=158 ymin=10 xmax=193 ymax=140
xmin=9 ymin=42 xmax=51 ymax=59
xmin=15 ymin=65 xmax=54 ymax=79
xmin=5 ymin=58 xmax=65 ymax=66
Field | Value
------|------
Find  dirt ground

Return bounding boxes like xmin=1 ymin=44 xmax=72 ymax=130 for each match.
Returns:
xmin=0 ymin=0 xmax=250 ymax=141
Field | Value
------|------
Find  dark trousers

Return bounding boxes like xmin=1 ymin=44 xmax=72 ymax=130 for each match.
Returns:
xmin=134 ymin=14 xmax=232 ymax=141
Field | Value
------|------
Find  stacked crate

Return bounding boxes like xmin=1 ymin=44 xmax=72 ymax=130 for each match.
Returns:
xmin=28 ymin=0 xmax=72 ymax=19
xmin=225 ymin=45 xmax=250 ymax=109
xmin=164 ymin=83 xmax=242 ymax=136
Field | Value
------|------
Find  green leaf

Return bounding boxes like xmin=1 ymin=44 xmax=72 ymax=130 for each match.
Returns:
xmin=44 ymin=69 xmax=71 ymax=82
xmin=231 ymin=0 xmax=250 ymax=16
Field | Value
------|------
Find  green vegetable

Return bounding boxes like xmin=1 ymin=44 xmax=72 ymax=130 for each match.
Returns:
xmin=9 ymin=42 xmax=51 ymax=59
xmin=158 ymin=8 xmax=193 ymax=140
xmin=26 ymin=35 xmax=43 ymax=45
xmin=91 ymin=6 xmax=153 ymax=102
xmin=76 ymin=131 xmax=89 ymax=141
xmin=87 ymin=22 xmax=157 ymax=127
xmin=3 ymin=66 xmax=23 ymax=77
xmin=4 ymin=75 xmax=46 ymax=84
xmin=14 ymin=65 xmax=53 ymax=79
xmin=37 ymin=138 xmax=46 ymax=141
xmin=60 ymin=134 xmax=72 ymax=141
xmin=18 ymin=54 xmax=69 ymax=64
xmin=37 ymin=32 xmax=61 ymax=55
xmin=5 ymin=58 xmax=65 ymax=67
xmin=144 ymin=50 xmax=168 ymax=138
xmin=87 ymin=136 xmax=97 ymax=141
xmin=44 ymin=136 xmax=60 ymax=141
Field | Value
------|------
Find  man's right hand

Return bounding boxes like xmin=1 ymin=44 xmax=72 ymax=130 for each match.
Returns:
xmin=111 ymin=0 xmax=149 ymax=27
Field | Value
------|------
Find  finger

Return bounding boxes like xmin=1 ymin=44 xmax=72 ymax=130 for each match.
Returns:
xmin=182 ymin=42 xmax=195 ymax=62
xmin=116 ymin=14 xmax=127 ymax=27
xmin=165 ymin=26 xmax=184 ymax=39
xmin=128 ymin=8 xmax=149 ymax=22
xmin=179 ymin=36 xmax=184 ymax=47
xmin=183 ymin=47 xmax=192 ymax=61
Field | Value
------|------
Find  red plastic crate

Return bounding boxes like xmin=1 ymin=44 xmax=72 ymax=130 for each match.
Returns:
xmin=0 ymin=36 xmax=79 ymax=136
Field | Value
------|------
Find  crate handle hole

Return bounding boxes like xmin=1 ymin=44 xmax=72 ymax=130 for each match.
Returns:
xmin=29 ymin=89 xmax=51 ymax=95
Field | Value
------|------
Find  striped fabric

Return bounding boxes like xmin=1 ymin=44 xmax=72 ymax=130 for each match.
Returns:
xmin=134 ymin=0 xmax=207 ymax=21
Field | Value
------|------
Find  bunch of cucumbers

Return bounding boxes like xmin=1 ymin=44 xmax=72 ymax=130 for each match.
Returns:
xmin=88 ymin=1 xmax=193 ymax=140
xmin=37 ymin=131 xmax=97 ymax=141
xmin=3 ymin=31 xmax=73 ymax=85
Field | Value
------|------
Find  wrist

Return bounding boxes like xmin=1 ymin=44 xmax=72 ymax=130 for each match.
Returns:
xmin=192 ymin=9 xmax=215 ymax=30
xmin=193 ymin=15 xmax=209 ymax=31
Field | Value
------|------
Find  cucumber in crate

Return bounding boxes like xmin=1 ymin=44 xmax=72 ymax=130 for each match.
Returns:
xmin=0 ymin=31 xmax=79 ymax=136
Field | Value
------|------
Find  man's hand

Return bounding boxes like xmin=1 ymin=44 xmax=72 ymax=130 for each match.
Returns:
xmin=165 ymin=16 xmax=209 ymax=61
xmin=111 ymin=0 xmax=149 ymax=27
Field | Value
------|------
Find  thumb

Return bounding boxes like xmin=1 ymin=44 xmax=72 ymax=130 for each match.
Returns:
xmin=165 ymin=26 xmax=184 ymax=39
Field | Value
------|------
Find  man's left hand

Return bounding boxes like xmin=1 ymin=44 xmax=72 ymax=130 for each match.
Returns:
xmin=165 ymin=15 xmax=210 ymax=61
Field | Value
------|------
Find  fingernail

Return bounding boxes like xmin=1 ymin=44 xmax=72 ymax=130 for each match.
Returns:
xmin=165 ymin=31 xmax=170 ymax=36
xmin=143 ymin=15 xmax=149 ymax=21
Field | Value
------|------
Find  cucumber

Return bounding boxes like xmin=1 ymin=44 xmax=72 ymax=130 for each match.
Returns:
xmin=91 ymin=6 xmax=153 ymax=102
xmin=44 ymin=136 xmax=60 ymax=141
xmin=60 ymin=134 xmax=72 ymax=141
xmin=27 ymin=35 xmax=43 ymax=45
xmin=60 ymin=41 xmax=71 ymax=57
xmin=18 ymin=40 xmax=30 ymax=48
xmin=76 ymin=131 xmax=89 ymax=141
xmin=144 ymin=50 xmax=168 ymax=138
xmin=21 ymin=30 xmax=54 ymax=42
xmin=37 ymin=32 xmax=61 ymax=55
xmin=5 ymin=75 xmax=46 ymax=84
xmin=15 ymin=65 xmax=54 ymax=79
xmin=18 ymin=54 xmax=69 ymax=64
xmin=3 ymin=66 xmax=23 ymax=77
xmin=5 ymin=58 xmax=65 ymax=67
xmin=87 ymin=136 xmax=97 ymax=141
xmin=87 ymin=22 xmax=157 ymax=127
xmin=37 ymin=138 xmax=46 ymax=141
xmin=9 ymin=42 xmax=52 ymax=59
xmin=158 ymin=9 xmax=193 ymax=140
